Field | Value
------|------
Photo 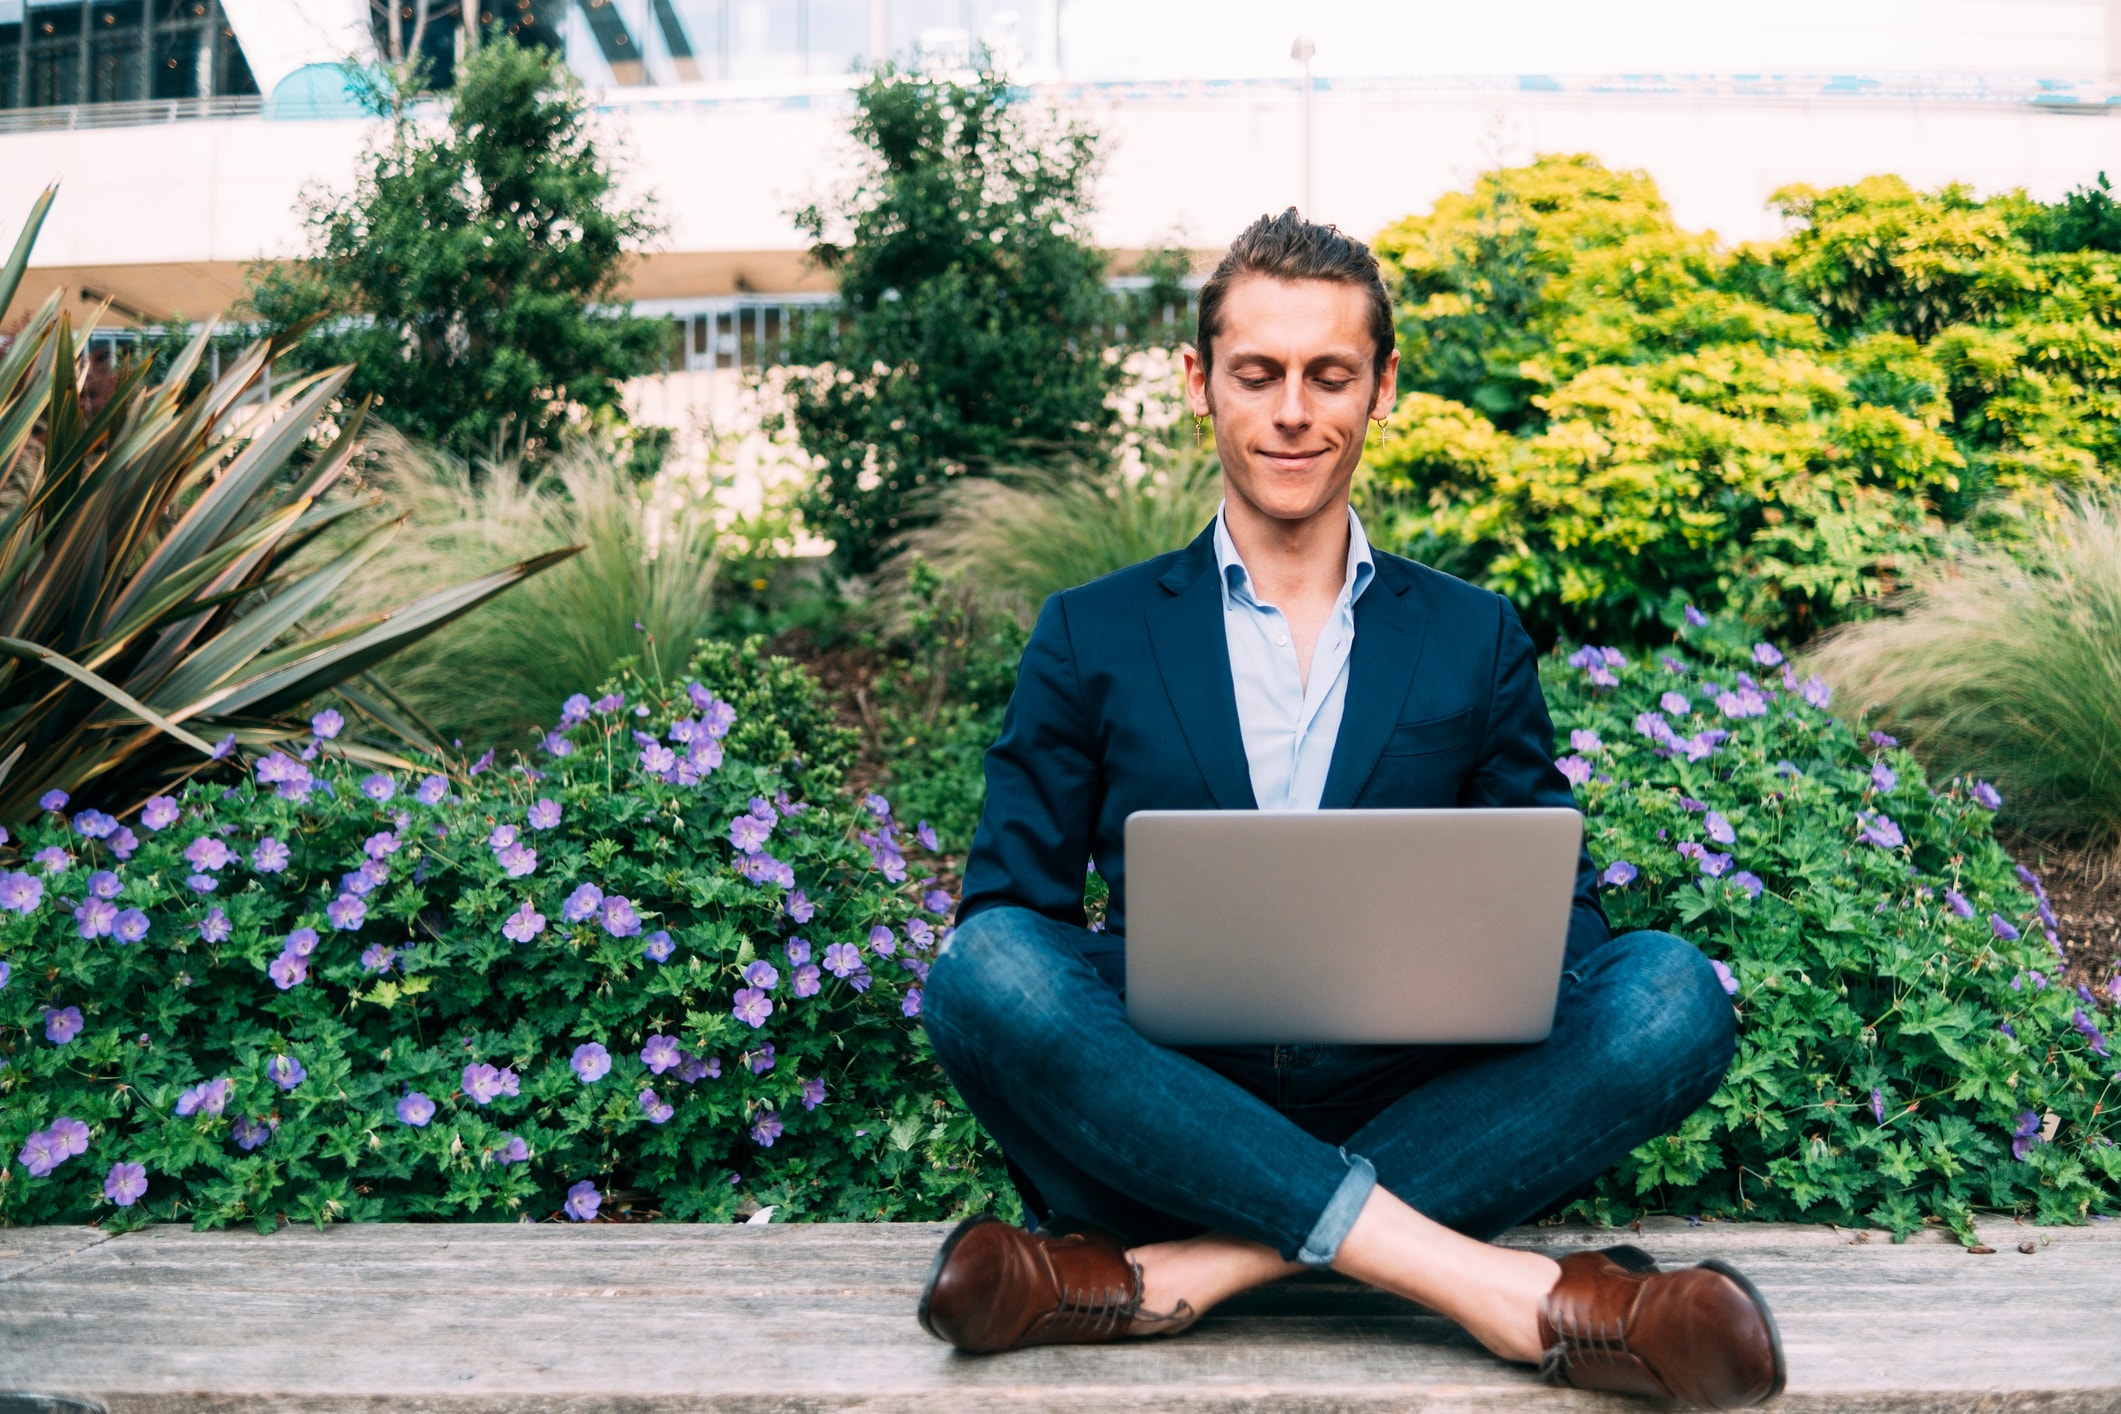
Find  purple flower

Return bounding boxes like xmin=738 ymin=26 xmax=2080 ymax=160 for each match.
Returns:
xmin=564 ymin=1180 xmax=601 ymax=1221
xmin=923 ymin=888 xmax=952 ymax=915
xmin=360 ymin=943 xmax=396 ymax=973
xmin=1683 ymin=730 xmax=1727 ymax=762
xmin=489 ymin=824 xmax=518 ymax=850
xmin=415 ymin=775 xmax=448 ymax=806
xmin=358 ymin=773 xmax=396 ymax=802
xmin=642 ymin=930 xmax=674 ymax=962
xmin=104 ymin=1161 xmax=147 ymax=1206
xmin=51 ymin=1116 xmax=88 ymax=1156
xmin=737 ymin=960 xmax=780 ymax=995
xmin=528 ymin=798 xmax=562 ymax=830
xmin=1730 ymin=871 xmax=1764 ymax=899
xmin=732 ymin=986 xmax=773 ymax=1028
xmin=75 ymin=897 xmax=117 ymax=939
xmin=311 ymin=708 xmax=344 ymax=739
xmin=365 ymin=831 xmax=401 ymax=859
xmin=698 ymin=696 xmax=735 ymax=737
xmin=729 ymin=812 xmax=772 ymax=854
xmin=18 ymin=1129 xmax=64 ymax=1177
xmin=750 ymin=1111 xmax=784 ymax=1147
xmin=1865 ymin=761 xmax=1898 ymax=794
xmin=242 ymin=835 xmax=290 ymax=874
xmin=1705 ymin=811 xmax=1735 ymax=845
xmin=677 ymin=1053 xmax=720 ymax=1083
xmin=497 ymin=843 xmax=537 ymax=878
xmin=1991 ymin=914 xmax=2022 ymax=942
xmin=44 ymin=1005 xmax=85 ymax=1044
xmin=571 ymin=1042 xmax=612 ymax=1083
xmin=801 ymin=1077 xmax=826 ymax=1111
xmin=1858 ymin=814 xmax=1904 ymax=850
xmin=1752 ymin=643 xmax=1784 ymax=668
xmin=70 ymin=809 xmax=113 ymax=840
xmin=1601 ymin=860 xmax=1638 ymax=887
xmin=39 ymin=789 xmax=68 ymax=811
xmin=1971 ymin=781 xmax=2003 ymax=810
xmin=232 ymin=1116 xmax=273 ymax=1151
xmin=2073 ymin=1008 xmax=2111 ymax=1057
xmin=107 ymin=827 xmax=137 ymax=860
xmin=112 ymin=908 xmax=149 ymax=944
xmin=560 ymin=694 xmax=593 ymax=726
xmin=2012 ymin=1110 xmax=2044 ymax=1162
xmin=2000 ymin=1020 xmax=2017 ymax=1039
xmin=0 ymin=871 xmax=42 ymax=914
xmin=1716 ymin=688 xmax=1768 ymax=719
xmin=282 ymin=927 xmax=319 ymax=958
xmin=599 ymin=895 xmax=641 ymax=938
xmin=269 ymin=1054 xmax=306 ymax=1090
xmin=738 ymin=852 xmax=795 ymax=888
xmin=1709 ymin=959 xmax=1738 ymax=995
xmin=638 ymin=1088 xmax=675 ymax=1124
xmin=33 ymin=846 xmax=68 ymax=873
xmin=395 ymin=1091 xmax=437 ymax=1128
xmin=641 ymin=1035 xmax=681 ymax=1074
xmin=141 ymin=796 xmax=179 ymax=831
xmin=823 ymin=941 xmax=862 ymax=978
xmin=1555 ymin=755 xmax=1593 ymax=786
xmin=462 ymin=1062 xmax=520 ymax=1105
xmin=785 ymin=889 xmax=815 ymax=924
xmin=82 ymin=873 xmax=120 ymax=904
xmin=1683 ymin=604 xmax=1708 ymax=627
xmin=562 ymin=883 xmax=603 ymax=923
xmin=792 ymin=962 xmax=821 ymax=997
xmin=175 ymin=1077 xmax=231 ymax=1117
xmin=1945 ymin=889 xmax=1974 ymax=919
xmin=903 ymin=987 xmax=924 ymax=1018
xmin=868 ymin=924 xmax=897 ymax=958
xmin=1696 ymin=851 xmax=1732 ymax=878
xmin=906 ymin=917 xmax=936 ymax=950
xmin=469 ymin=748 xmax=494 ymax=776
xmin=495 ymin=1135 xmax=530 ymax=1165
xmin=639 ymin=743 xmax=677 ymax=773
xmin=197 ymin=907 xmax=231 ymax=943
xmin=0 ymin=961 xmax=8 ymax=989
xmin=268 ymin=953 xmax=308 ymax=990
xmin=185 ymin=836 xmax=231 ymax=871
xmin=540 ymin=731 xmax=575 ymax=758
xmin=592 ymin=693 xmax=624 ymax=715
xmin=1871 ymin=1088 xmax=1886 ymax=1124
xmin=327 ymin=894 xmax=366 ymax=930
xmin=916 ymin=821 xmax=940 ymax=852
xmin=1585 ymin=665 xmax=1618 ymax=688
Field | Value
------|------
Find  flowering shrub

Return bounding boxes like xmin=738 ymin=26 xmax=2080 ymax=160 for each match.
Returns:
xmin=0 ymin=641 xmax=1011 ymax=1231
xmin=1549 ymin=615 xmax=2121 ymax=1237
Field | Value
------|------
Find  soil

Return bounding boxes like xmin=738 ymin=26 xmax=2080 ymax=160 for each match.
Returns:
xmin=765 ymin=628 xmax=892 ymax=797
xmin=2003 ymin=833 xmax=2121 ymax=989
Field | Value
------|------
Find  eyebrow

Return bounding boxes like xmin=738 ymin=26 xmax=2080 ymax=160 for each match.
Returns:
xmin=1220 ymin=348 xmax=1368 ymax=369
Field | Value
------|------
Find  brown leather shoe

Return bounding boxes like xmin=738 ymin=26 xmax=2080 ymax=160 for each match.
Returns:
xmin=918 ymin=1215 xmax=1164 ymax=1353
xmin=1538 ymin=1245 xmax=1786 ymax=1409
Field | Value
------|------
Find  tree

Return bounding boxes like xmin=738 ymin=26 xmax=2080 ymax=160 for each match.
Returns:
xmin=783 ymin=59 xmax=1121 ymax=574
xmin=249 ymin=38 xmax=662 ymax=463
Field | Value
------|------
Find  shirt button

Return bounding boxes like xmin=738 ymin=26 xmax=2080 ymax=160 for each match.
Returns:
xmin=1275 ymin=635 xmax=1288 ymax=646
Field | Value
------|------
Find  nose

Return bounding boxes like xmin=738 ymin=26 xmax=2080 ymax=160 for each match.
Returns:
xmin=1272 ymin=371 xmax=1311 ymax=434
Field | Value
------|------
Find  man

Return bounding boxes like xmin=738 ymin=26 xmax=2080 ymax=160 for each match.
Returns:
xmin=916 ymin=210 xmax=1782 ymax=1410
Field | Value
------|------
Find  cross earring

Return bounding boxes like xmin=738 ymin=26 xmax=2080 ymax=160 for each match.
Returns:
xmin=1194 ymin=414 xmax=1209 ymax=448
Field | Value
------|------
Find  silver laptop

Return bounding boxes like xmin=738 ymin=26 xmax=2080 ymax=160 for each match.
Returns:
xmin=1123 ymin=808 xmax=1583 ymax=1046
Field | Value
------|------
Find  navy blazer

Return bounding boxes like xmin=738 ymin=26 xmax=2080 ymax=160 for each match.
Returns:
xmin=958 ymin=522 xmax=1610 ymax=970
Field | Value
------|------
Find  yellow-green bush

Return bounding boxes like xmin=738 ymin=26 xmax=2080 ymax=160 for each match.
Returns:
xmin=1363 ymin=157 xmax=2121 ymax=643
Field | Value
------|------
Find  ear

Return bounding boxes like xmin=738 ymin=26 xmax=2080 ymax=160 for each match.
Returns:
xmin=1369 ymin=348 xmax=1401 ymax=425
xmin=1182 ymin=344 xmax=1213 ymax=416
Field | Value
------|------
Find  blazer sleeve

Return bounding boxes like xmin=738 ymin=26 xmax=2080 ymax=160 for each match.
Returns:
xmin=957 ymin=592 xmax=1101 ymax=928
xmin=1469 ymin=596 xmax=1611 ymax=969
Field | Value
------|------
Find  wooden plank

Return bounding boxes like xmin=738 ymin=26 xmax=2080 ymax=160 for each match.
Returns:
xmin=1 ymin=1219 xmax=2117 ymax=1411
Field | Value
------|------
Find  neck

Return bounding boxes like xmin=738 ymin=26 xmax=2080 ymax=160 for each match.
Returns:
xmin=1220 ymin=491 xmax=1350 ymax=605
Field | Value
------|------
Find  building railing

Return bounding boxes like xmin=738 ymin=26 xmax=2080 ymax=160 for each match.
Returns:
xmin=0 ymin=95 xmax=263 ymax=135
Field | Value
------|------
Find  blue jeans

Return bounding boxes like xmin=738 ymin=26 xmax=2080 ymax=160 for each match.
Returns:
xmin=923 ymin=906 xmax=1735 ymax=1267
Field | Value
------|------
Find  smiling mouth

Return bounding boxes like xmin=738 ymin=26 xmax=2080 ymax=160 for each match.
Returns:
xmin=1258 ymin=449 xmax=1328 ymax=465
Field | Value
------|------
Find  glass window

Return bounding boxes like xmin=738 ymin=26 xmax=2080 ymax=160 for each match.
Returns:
xmin=88 ymin=1 xmax=146 ymax=104
xmin=0 ymin=22 xmax=20 ymax=111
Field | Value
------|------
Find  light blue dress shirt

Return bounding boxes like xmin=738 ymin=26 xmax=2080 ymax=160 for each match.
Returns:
xmin=1213 ymin=503 xmax=1377 ymax=811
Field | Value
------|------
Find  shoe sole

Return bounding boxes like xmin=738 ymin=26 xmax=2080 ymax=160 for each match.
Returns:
xmin=916 ymin=1213 xmax=1000 ymax=1344
xmin=1698 ymin=1257 xmax=1790 ymax=1403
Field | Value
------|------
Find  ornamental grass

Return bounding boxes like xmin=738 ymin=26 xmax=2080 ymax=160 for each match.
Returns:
xmin=1802 ymin=495 xmax=2121 ymax=849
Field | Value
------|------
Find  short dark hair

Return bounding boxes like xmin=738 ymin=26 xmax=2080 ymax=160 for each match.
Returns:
xmin=1194 ymin=208 xmax=1395 ymax=382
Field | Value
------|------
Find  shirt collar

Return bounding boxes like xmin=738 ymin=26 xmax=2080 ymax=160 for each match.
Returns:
xmin=1214 ymin=502 xmax=1376 ymax=611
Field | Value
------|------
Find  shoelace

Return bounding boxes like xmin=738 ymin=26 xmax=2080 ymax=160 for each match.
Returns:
xmin=1540 ymin=1308 xmax=1634 ymax=1384
xmin=1030 ymin=1246 xmax=1144 ymax=1341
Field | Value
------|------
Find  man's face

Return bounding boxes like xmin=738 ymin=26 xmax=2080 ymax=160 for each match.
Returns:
xmin=1184 ymin=276 xmax=1399 ymax=527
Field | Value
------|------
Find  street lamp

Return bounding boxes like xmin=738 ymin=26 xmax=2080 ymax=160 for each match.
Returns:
xmin=1291 ymin=34 xmax=1315 ymax=218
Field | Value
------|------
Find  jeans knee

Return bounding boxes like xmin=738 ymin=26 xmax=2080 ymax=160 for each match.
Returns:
xmin=1597 ymin=930 xmax=1738 ymax=1087
xmin=923 ymin=907 xmax=1062 ymax=1059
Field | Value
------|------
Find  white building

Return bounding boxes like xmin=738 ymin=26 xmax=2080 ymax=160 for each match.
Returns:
xmin=5 ymin=0 xmax=2121 ymax=372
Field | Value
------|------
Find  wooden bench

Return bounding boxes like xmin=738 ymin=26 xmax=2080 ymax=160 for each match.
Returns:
xmin=3 ymin=1217 xmax=2117 ymax=1410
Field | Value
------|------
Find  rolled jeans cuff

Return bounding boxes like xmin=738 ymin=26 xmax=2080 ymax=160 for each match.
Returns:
xmin=1295 ymin=1150 xmax=1376 ymax=1268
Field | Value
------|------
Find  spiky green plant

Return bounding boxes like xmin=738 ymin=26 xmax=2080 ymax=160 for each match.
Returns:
xmin=1804 ymin=495 xmax=2121 ymax=846
xmin=0 ymin=187 xmax=576 ymax=819
xmin=908 ymin=438 xmax=1222 ymax=607
xmin=332 ymin=436 xmax=724 ymax=746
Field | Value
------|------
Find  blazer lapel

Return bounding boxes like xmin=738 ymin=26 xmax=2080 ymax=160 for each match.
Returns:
xmin=1318 ymin=559 xmax=1431 ymax=809
xmin=1145 ymin=527 xmax=1258 ymax=810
